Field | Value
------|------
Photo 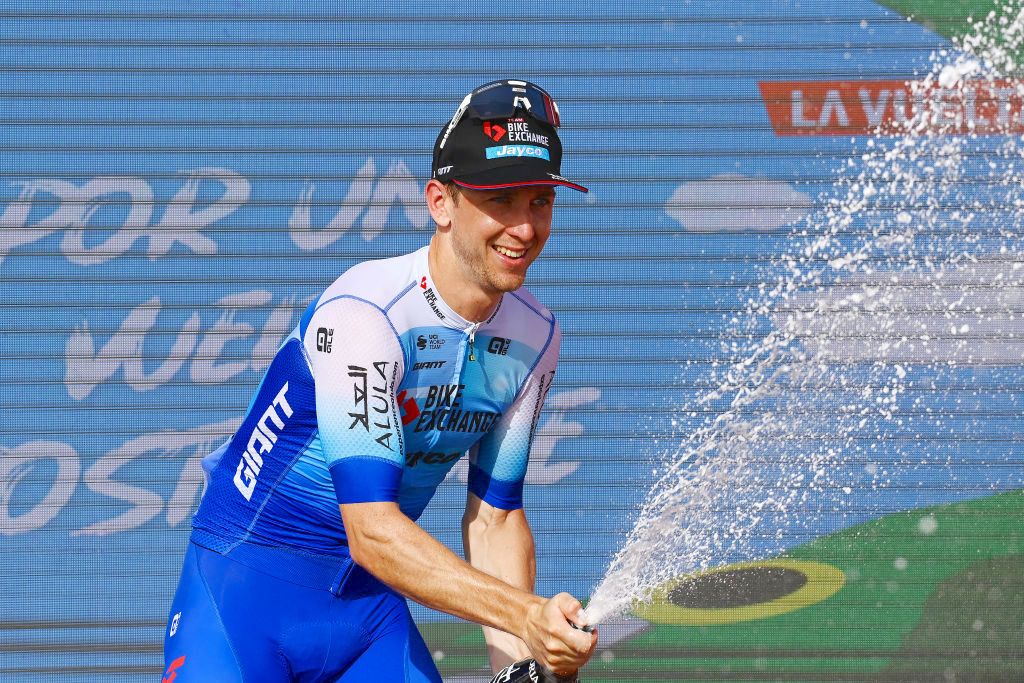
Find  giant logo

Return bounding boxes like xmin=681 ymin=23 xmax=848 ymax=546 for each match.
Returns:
xmin=233 ymin=383 xmax=294 ymax=501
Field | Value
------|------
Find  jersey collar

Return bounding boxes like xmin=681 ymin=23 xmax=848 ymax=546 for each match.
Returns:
xmin=415 ymin=246 xmax=503 ymax=331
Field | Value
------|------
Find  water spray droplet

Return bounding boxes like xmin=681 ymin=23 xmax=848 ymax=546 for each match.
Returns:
xmin=586 ymin=7 xmax=1024 ymax=625
xmin=918 ymin=515 xmax=939 ymax=535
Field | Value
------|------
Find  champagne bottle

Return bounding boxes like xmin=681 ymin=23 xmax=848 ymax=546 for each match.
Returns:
xmin=489 ymin=658 xmax=578 ymax=683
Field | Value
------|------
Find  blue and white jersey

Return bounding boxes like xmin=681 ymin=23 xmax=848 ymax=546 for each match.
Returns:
xmin=191 ymin=246 xmax=560 ymax=557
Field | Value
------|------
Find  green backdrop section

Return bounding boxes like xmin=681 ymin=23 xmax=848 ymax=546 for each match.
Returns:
xmin=883 ymin=555 xmax=1024 ymax=681
xmin=878 ymin=0 xmax=1004 ymax=39
xmin=422 ymin=490 xmax=1024 ymax=681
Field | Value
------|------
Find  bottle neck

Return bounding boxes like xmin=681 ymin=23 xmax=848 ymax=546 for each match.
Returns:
xmin=489 ymin=659 xmax=578 ymax=683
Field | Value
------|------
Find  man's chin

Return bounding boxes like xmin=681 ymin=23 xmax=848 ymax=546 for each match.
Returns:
xmin=490 ymin=273 xmax=527 ymax=293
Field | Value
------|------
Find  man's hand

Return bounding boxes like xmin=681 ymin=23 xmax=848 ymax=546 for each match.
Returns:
xmin=342 ymin=500 xmax=597 ymax=674
xmin=521 ymin=593 xmax=598 ymax=674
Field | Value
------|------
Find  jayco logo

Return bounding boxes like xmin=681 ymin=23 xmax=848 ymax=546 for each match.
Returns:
xmin=233 ymin=383 xmax=294 ymax=501
xmin=485 ymin=145 xmax=550 ymax=161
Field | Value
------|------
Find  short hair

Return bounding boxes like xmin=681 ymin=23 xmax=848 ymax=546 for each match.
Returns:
xmin=444 ymin=181 xmax=462 ymax=205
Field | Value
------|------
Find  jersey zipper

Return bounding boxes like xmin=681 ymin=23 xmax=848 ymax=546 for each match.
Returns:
xmin=466 ymin=321 xmax=481 ymax=361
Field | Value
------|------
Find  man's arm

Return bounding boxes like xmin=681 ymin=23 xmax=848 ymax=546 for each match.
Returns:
xmin=450 ymin=318 xmax=595 ymax=673
xmin=315 ymin=301 xmax=594 ymax=671
xmin=340 ymin=501 xmax=594 ymax=674
xmin=462 ymin=493 xmax=536 ymax=671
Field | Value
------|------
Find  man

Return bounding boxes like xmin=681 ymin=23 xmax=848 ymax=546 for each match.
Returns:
xmin=163 ymin=79 xmax=597 ymax=682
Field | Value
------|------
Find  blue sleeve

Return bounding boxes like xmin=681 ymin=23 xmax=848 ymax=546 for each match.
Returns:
xmin=303 ymin=296 xmax=407 ymax=504
xmin=468 ymin=321 xmax=560 ymax=510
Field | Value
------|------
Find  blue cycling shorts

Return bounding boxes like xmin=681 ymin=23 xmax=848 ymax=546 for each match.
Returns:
xmin=162 ymin=541 xmax=443 ymax=682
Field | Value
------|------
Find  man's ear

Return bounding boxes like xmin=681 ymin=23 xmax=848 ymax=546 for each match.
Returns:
xmin=425 ymin=179 xmax=452 ymax=229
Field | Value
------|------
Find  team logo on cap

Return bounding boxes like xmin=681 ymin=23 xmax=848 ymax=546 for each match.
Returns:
xmin=505 ymin=119 xmax=549 ymax=146
xmin=482 ymin=121 xmax=506 ymax=142
xmin=485 ymin=145 xmax=551 ymax=160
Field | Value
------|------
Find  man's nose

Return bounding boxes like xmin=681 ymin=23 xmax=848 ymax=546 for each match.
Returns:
xmin=506 ymin=219 xmax=536 ymax=242
xmin=505 ymin=206 xmax=537 ymax=241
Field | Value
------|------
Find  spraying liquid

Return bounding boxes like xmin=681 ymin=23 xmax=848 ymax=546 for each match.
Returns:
xmin=587 ymin=1 xmax=1024 ymax=625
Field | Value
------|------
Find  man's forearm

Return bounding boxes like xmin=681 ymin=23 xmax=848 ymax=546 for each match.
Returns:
xmin=462 ymin=499 xmax=537 ymax=670
xmin=340 ymin=502 xmax=542 ymax=638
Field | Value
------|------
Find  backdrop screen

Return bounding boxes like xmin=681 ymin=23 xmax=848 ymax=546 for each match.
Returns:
xmin=2 ymin=1 xmax=1022 ymax=681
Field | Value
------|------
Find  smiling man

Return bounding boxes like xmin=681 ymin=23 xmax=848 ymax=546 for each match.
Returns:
xmin=163 ymin=79 xmax=596 ymax=682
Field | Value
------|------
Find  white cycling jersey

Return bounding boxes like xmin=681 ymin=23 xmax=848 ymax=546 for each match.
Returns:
xmin=192 ymin=245 xmax=560 ymax=556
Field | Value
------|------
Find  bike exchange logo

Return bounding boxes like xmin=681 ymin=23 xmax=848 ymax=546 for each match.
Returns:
xmin=420 ymin=276 xmax=446 ymax=321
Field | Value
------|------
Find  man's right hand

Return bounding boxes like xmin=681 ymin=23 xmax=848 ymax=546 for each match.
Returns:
xmin=521 ymin=593 xmax=598 ymax=675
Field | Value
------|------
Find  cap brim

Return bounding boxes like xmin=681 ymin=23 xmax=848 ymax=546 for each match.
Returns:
xmin=453 ymin=178 xmax=589 ymax=193
xmin=451 ymin=166 xmax=588 ymax=193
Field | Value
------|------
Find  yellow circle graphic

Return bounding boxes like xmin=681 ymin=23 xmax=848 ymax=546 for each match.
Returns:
xmin=634 ymin=559 xmax=846 ymax=626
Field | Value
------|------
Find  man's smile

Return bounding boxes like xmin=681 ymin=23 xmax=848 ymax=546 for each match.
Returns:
xmin=493 ymin=245 xmax=527 ymax=259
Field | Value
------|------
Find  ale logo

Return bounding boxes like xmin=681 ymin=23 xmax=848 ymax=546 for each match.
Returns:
xmin=487 ymin=337 xmax=511 ymax=356
xmin=316 ymin=327 xmax=334 ymax=353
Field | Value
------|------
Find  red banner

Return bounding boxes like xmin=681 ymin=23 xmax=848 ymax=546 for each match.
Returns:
xmin=759 ymin=80 xmax=1024 ymax=135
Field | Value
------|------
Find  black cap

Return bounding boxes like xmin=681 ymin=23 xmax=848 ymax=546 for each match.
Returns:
xmin=431 ymin=83 xmax=588 ymax=193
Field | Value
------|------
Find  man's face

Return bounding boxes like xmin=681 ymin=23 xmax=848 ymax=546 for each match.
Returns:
xmin=446 ymin=184 xmax=555 ymax=295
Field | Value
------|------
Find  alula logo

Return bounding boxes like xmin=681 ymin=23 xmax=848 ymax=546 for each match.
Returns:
xmin=485 ymin=145 xmax=550 ymax=160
